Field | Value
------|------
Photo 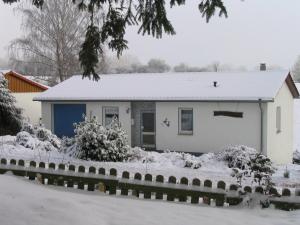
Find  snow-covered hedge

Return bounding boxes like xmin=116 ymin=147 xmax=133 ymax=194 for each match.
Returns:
xmin=216 ymin=145 xmax=257 ymax=170
xmin=16 ymin=123 xmax=61 ymax=152
xmin=74 ymin=117 xmax=130 ymax=162
xmin=127 ymin=148 xmax=202 ymax=169
xmin=293 ymin=149 xmax=300 ymax=164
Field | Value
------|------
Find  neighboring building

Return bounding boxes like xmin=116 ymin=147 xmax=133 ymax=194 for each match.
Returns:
xmin=2 ymin=70 xmax=48 ymax=125
xmin=34 ymin=71 xmax=299 ymax=164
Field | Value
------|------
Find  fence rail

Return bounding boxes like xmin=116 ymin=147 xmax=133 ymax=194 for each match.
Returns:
xmin=0 ymin=158 xmax=300 ymax=210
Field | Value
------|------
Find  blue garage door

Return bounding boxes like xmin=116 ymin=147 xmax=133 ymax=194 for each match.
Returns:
xmin=53 ymin=104 xmax=86 ymax=137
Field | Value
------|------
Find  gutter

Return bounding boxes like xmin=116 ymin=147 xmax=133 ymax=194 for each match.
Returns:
xmin=258 ymin=99 xmax=263 ymax=153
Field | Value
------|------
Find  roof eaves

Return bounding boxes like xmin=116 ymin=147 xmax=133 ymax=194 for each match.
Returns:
xmin=5 ymin=71 xmax=49 ymax=91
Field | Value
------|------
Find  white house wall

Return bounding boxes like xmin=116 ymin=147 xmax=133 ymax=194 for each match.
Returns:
xmin=41 ymin=101 xmax=131 ymax=145
xmin=155 ymin=102 xmax=262 ymax=153
xmin=266 ymin=82 xmax=294 ymax=164
xmin=87 ymin=102 xmax=131 ymax=145
xmin=13 ymin=93 xmax=42 ymax=125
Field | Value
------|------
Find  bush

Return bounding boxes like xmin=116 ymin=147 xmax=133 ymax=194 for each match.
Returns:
xmin=293 ymin=149 xmax=300 ymax=164
xmin=16 ymin=123 xmax=61 ymax=151
xmin=0 ymin=75 xmax=23 ymax=135
xmin=16 ymin=131 xmax=36 ymax=149
xmin=216 ymin=145 xmax=257 ymax=170
xmin=74 ymin=116 xmax=130 ymax=162
xmin=248 ymin=154 xmax=275 ymax=192
xmin=219 ymin=145 xmax=275 ymax=191
xmin=127 ymin=148 xmax=201 ymax=169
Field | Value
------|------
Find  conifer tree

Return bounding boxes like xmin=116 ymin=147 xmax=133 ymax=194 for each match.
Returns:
xmin=3 ymin=0 xmax=228 ymax=80
xmin=0 ymin=75 xmax=23 ymax=135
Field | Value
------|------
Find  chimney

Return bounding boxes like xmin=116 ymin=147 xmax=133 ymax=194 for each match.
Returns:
xmin=260 ymin=63 xmax=266 ymax=71
xmin=213 ymin=81 xmax=218 ymax=87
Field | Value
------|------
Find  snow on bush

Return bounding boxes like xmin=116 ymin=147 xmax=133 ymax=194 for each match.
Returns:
xmin=216 ymin=145 xmax=257 ymax=170
xmin=15 ymin=123 xmax=61 ymax=152
xmin=74 ymin=116 xmax=130 ymax=162
xmin=249 ymin=154 xmax=275 ymax=191
xmin=127 ymin=148 xmax=202 ymax=169
xmin=0 ymin=74 xmax=23 ymax=135
xmin=293 ymin=149 xmax=300 ymax=164
xmin=217 ymin=145 xmax=275 ymax=193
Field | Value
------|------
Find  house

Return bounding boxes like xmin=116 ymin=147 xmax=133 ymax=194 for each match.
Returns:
xmin=1 ymin=70 xmax=48 ymax=125
xmin=34 ymin=71 xmax=299 ymax=164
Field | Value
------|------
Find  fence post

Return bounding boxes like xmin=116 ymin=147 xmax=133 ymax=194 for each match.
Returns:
xmin=87 ymin=166 xmax=97 ymax=191
xmin=109 ymin=168 xmax=117 ymax=195
xmin=0 ymin=158 xmax=7 ymax=174
xmin=191 ymin=178 xmax=200 ymax=204
xmin=67 ymin=165 xmax=75 ymax=188
xmin=28 ymin=161 xmax=36 ymax=180
xmin=244 ymin=186 xmax=252 ymax=194
xmin=203 ymin=179 xmax=212 ymax=205
xmin=133 ymin=173 xmax=142 ymax=198
xmin=216 ymin=181 xmax=226 ymax=207
xmin=155 ymin=175 xmax=164 ymax=200
xmin=121 ymin=171 xmax=130 ymax=196
xmin=99 ymin=167 xmax=106 ymax=175
xmin=10 ymin=159 xmax=16 ymax=165
xmin=144 ymin=174 xmax=153 ymax=199
xmin=58 ymin=164 xmax=65 ymax=171
xmin=179 ymin=177 xmax=188 ymax=202
xmin=167 ymin=176 xmax=176 ymax=201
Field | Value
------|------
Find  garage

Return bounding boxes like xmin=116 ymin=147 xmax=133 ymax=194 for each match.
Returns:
xmin=53 ymin=104 xmax=86 ymax=137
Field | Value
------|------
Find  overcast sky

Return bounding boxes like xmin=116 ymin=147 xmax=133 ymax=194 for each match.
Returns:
xmin=1 ymin=0 xmax=300 ymax=70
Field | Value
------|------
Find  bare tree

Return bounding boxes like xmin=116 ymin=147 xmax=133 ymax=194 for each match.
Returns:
xmin=173 ymin=63 xmax=207 ymax=72
xmin=292 ymin=56 xmax=300 ymax=82
xmin=9 ymin=0 xmax=90 ymax=84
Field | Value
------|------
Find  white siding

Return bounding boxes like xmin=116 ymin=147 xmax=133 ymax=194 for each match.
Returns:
xmin=86 ymin=102 xmax=131 ymax=145
xmin=266 ymin=82 xmax=294 ymax=164
xmin=41 ymin=102 xmax=131 ymax=145
xmin=13 ymin=93 xmax=42 ymax=125
xmin=156 ymin=102 xmax=261 ymax=153
xmin=41 ymin=102 xmax=52 ymax=130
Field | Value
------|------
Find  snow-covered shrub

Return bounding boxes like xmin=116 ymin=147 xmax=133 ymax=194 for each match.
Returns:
xmin=248 ymin=154 xmax=275 ymax=192
xmin=283 ymin=169 xmax=290 ymax=178
xmin=74 ymin=116 xmax=130 ymax=162
xmin=293 ymin=149 xmax=300 ymax=164
xmin=15 ymin=123 xmax=61 ymax=152
xmin=231 ymin=168 xmax=248 ymax=187
xmin=216 ymin=145 xmax=257 ymax=170
xmin=16 ymin=131 xmax=36 ymax=149
xmin=218 ymin=145 xmax=275 ymax=191
xmin=22 ymin=122 xmax=35 ymax=135
xmin=127 ymin=148 xmax=202 ymax=169
xmin=35 ymin=126 xmax=61 ymax=149
xmin=0 ymin=75 xmax=23 ymax=135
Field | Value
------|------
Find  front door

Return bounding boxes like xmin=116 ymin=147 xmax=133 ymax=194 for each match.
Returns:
xmin=141 ymin=112 xmax=155 ymax=149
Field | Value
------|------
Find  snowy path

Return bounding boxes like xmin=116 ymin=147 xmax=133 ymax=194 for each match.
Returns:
xmin=0 ymin=174 xmax=299 ymax=225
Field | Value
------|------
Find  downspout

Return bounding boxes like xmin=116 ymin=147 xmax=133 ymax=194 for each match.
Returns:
xmin=258 ymin=99 xmax=263 ymax=154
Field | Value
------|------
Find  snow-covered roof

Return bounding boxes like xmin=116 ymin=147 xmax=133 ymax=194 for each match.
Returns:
xmin=3 ymin=70 xmax=49 ymax=90
xmin=34 ymin=71 xmax=297 ymax=102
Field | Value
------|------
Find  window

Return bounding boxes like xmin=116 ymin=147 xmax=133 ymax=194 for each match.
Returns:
xmin=179 ymin=108 xmax=193 ymax=135
xmin=276 ymin=106 xmax=281 ymax=133
xmin=214 ymin=111 xmax=243 ymax=118
xmin=103 ymin=107 xmax=119 ymax=126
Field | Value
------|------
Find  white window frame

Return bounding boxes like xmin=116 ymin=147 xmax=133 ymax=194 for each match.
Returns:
xmin=178 ymin=108 xmax=193 ymax=135
xmin=276 ymin=106 xmax=281 ymax=133
xmin=102 ymin=106 xmax=119 ymax=126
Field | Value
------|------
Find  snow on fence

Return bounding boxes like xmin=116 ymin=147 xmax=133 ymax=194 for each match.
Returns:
xmin=0 ymin=158 xmax=300 ymax=211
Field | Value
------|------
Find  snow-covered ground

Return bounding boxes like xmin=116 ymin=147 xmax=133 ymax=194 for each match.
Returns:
xmin=1 ymin=135 xmax=300 ymax=189
xmin=0 ymin=174 xmax=299 ymax=225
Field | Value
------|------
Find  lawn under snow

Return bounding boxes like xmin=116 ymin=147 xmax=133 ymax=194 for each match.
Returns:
xmin=1 ymin=135 xmax=300 ymax=189
xmin=0 ymin=174 xmax=299 ymax=225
